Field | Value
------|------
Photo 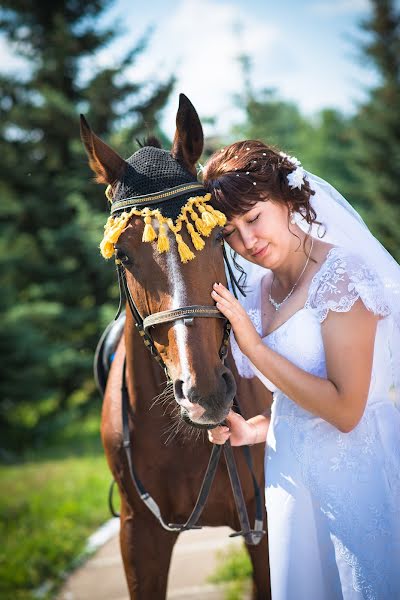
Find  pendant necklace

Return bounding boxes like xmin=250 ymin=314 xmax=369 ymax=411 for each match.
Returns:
xmin=269 ymin=238 xmax=314 ymax=311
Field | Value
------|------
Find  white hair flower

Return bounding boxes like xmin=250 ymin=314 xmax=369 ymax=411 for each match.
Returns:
xmin=279 ymin=152 xmax=301 ymax=167
xmin=279 ymin=152 xmax=305 ymax=189
xmin=287 ymin=166 xmax=305 ymax=190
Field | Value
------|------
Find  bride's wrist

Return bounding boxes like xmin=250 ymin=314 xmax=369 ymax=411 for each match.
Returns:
xmin=247 ymin=421 xmax=258 ymax=446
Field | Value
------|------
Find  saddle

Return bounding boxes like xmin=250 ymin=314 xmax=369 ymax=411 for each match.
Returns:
xmin=94 ymin=312 xmax=126 ymax=396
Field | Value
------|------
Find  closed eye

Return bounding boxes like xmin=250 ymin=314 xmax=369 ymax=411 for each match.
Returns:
xmin=222 ymin=228 xmax=235 ymax=239
xmin=248 ymin=214 xmax=260 ymax=224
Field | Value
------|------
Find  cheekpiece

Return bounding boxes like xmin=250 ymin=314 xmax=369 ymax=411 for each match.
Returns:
xmin=100 ymin=146 xmax=226 ymax=263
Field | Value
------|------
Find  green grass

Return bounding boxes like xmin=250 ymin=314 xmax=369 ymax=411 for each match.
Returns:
xmin=208 ymin=544 xmax=252 ymax=600
xmin=0 ymin=413 xmax=113 ymax=600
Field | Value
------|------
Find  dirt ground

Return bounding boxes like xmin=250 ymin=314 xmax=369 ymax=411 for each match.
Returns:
xmin=58 ymin=525 xmax=251 ymax=599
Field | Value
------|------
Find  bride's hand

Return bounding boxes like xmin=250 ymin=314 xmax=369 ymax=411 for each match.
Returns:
xmin=207 ymin=410 xmax=257 ymax=446
xmin=211 ymin=282 xmax=261 ymax=357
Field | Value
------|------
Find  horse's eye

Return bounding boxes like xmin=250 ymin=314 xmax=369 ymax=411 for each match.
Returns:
xmin=115 ymin=248 xmax=132 ymax=266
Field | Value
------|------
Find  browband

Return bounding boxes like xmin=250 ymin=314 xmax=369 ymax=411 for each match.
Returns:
xmin=110 ymin=182 xmax=207 ymax=214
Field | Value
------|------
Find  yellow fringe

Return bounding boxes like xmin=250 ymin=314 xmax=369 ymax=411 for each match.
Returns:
xmin=176 ymin=234 xmax=195 ymax=263
xmin=205 ymin=205 xmax=226 ymax=226
xmin=198 ymin=204 xmax=217 ymax=228
xmin=142 ymin=214 xmax=157 ymax=242
xmin=157 ymin=222 xmax=170 ymax=253
xmin=187 ymin=223 xmax=205 ymax=250
xmin=100 ymin=193 xmax=226 ymax=262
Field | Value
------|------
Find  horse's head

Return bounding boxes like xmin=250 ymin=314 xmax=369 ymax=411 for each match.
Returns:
xmin=81 ymin=94 xmax=236 ymax=427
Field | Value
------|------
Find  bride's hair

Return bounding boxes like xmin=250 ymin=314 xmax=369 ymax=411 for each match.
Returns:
xmin=202 ymin=140 xmax=317 ymax=227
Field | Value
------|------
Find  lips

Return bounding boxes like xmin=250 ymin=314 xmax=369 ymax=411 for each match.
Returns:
xmin=251 ymin=244 xmax=268 ymax=257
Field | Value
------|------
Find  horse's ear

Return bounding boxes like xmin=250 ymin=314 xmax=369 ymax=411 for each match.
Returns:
xmin=80 ymin=114 xmax=127 ymax=185
xmin=171 ymin=94 xmax=204 ymax=174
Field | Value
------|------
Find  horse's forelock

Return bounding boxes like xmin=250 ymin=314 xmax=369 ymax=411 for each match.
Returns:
xmin=136 ymin=136 xmax=162 ymax=149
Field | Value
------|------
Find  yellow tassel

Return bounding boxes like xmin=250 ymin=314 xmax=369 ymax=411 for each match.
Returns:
xmin=187 ymin=223 xmax=205 ymax=250
xmin=142 ymin=214 xmax=157 ymax=242
xmin=100 ymin=238 xmax=115 ymax=259
xmin=190 ymin=210 xmax=210 ymax=236
xmin=206 ymin=205 xmax=226 ymax=226
xmin=157 ymin=222 xmax=170 ymax=253
xmin=176 ymin=234 xmax=195 ymax=263
xmin=198 ymin=204 xmax=217 ymax=228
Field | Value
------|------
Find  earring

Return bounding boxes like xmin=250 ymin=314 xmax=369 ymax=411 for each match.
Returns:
xmin=290 ymin=211 xmax=296 ymax=225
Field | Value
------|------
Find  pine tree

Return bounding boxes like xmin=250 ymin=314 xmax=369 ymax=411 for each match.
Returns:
xmin=353 ymin=0 xmax=400 ymax=257
xmin=0 ymin=0 xmax=174 ymax=449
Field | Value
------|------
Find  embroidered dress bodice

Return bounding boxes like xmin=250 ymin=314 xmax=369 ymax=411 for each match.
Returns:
xmin=230 ymin=246 xmax=400 ymax=600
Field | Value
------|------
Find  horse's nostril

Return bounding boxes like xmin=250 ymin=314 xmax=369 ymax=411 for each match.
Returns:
xmin=174 ymin=379 xmax=184 ymax=401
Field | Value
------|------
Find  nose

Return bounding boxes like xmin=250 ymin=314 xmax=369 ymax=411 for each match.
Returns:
xmin=240 ymin=228 xmax=257 ymax=251
xmin=173 ymin=366 xmax=236 ymax=426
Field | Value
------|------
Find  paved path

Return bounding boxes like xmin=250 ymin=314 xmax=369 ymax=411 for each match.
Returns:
xmin=58 ymin=525 xmax=251 ymax=600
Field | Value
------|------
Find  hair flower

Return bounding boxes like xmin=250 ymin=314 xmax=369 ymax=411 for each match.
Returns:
xmin=287 ymin=166 xmax=305 ymax=190
xmin=279 ymin=151 xmax=301 ymax=167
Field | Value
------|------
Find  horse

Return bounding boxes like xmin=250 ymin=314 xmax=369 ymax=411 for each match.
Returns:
xmin=80 ymin=93 xmax=272 ymax=599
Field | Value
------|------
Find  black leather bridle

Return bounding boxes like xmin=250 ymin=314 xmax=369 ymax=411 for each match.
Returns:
xmin=109 ymin=191 xmax=265 ymax=546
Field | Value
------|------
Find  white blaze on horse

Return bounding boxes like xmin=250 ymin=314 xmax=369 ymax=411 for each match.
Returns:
xmin=81 ymin=94 xmax=272 ymax=600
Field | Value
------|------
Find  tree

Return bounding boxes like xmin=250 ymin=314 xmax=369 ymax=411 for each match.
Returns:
xmin=0 ymin=0 xmax=174 ymax=450
xmin=353 ymin=0 xmax=400 ymax=258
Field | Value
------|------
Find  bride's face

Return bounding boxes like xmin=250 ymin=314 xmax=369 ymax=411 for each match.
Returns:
xmin=221 ymin=199 xmax=293 ymax=269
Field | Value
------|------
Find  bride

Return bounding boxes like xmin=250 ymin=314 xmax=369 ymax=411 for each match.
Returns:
xmin=203 ymin=141 xmax=400 ymax=600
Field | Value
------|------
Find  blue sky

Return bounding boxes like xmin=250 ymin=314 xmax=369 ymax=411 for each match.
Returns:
xmin=97 ymin=0 xmax=378 ymax=137
xmin=1 ymin=0 xmax=394 ymax=138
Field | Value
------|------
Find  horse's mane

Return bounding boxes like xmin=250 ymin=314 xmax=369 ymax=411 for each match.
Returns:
xmin=136 ymin=136 xmax=162 ymax=149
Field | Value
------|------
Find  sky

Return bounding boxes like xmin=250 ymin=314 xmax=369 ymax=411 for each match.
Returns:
xmin=0 ymin=0 xmax=392 ymax=138
xmin=96 ymin=0 xmax=377 ymax=137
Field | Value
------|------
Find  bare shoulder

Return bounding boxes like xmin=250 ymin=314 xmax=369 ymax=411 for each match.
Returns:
xmin=322 ymin=297 xmax=379 ymax=354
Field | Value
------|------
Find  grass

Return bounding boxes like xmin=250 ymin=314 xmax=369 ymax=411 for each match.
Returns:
xmin=0 ymin=412 xmax=113 ymax=600
xmin=208 ymin=544 xmax=253 ymax=600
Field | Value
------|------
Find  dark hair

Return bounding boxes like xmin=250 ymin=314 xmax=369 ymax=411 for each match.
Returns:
xmin=202 ymin=140 xmax=317 ymax=225
xmin=202 ymin=140 xmax=323 ymax=287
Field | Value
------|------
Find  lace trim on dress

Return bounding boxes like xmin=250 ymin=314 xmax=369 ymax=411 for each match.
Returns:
xmin=305 ymin=247 xmax=391 ymax=323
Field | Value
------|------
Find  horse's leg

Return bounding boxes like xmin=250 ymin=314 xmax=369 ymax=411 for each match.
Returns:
xmin=119 ymin=498 xmax=179 ymax=600
xmin=246 ymin=530 xmax=271 ymax=600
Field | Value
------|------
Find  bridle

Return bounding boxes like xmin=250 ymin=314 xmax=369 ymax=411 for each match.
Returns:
xmin=108 ymin=184 xmax=265 ymax=546
xmin=114 ymin=253 xmax=232 ymax=384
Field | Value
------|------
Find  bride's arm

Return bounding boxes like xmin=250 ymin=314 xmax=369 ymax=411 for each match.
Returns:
xmin=212 ymin=283 xmax=379 ymax=433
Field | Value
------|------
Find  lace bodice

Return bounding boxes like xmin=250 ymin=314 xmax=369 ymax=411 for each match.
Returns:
xmin=230 ymin=246 xmax=393 ymax=404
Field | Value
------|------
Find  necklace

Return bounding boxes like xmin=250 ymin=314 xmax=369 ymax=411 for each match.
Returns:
xmin=268 ymin=238 xmax=314 ymax=311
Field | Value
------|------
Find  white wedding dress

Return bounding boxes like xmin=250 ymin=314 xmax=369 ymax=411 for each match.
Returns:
xmin=232 ymin=246 xmax=400 ymax=600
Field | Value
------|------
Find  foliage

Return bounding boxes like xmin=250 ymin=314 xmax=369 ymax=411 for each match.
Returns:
xmin=352 ymin=0 xmax=400 ymax=259
xmin=208 ymin=544 xmax=252 ymax=600
xmin=0 ymin=412 xmax=111 ymax=600
xmin=0 ymin=0 xmax=173 ymax=450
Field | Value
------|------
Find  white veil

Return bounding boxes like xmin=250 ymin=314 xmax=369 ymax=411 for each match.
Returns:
xmin=226 ymin=171 xmax=400 ymax=399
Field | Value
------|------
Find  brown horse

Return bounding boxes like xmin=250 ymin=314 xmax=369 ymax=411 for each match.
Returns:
xmin=81 ymin=94 xmax=272 ymax=599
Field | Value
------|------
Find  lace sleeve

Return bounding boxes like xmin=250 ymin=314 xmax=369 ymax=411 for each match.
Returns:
xmin=306 ymin=249 xmax=391 ymax=323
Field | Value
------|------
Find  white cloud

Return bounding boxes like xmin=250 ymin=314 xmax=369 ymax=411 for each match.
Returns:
xmin=112 ymin=0 xmax=282 ymax=138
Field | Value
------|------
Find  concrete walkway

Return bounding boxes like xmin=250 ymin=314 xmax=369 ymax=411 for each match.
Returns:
xmin=58 ymin=525 xmax=251 ymax=599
